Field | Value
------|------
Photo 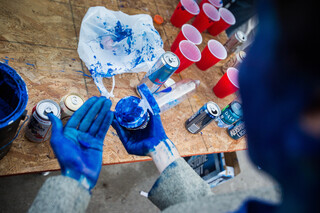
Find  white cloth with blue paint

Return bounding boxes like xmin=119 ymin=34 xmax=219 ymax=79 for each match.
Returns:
xmin=77 ymin=7 xmax=165 ymax=98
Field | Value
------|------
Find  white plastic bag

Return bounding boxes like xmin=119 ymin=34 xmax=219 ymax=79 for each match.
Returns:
xmin=77 ymin=7 xmax=165 ymax=98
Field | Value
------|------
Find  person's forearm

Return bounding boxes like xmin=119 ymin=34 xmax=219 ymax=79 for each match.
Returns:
xmin=149 ymin=139 xmax=180 ymax=173
xmin=29 ymin=176 xmax=91 ymax=213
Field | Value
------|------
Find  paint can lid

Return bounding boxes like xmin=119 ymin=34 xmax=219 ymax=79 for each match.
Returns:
xmin=207 ymin=101 xmax=221 ymax=117
xmin=64 ymin=94 xmax=84 ymax=112
xmin=36 ymin=99 xmax=61 ymax=120
xmin=162 ymin=52 xmax=180 ymax=68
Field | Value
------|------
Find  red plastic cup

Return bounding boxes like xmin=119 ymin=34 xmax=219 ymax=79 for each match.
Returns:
xmin=174 ymin=40 xmax=201 ymax=73
xmin=196 ymin=39 xmax=227 ymax=71
xmin=192 ymin=3 xmax=220 ymax=33
xmin=213 ymin=67 xmax=239 ymax=98
xmin=171 ymin=24 xmax=202 ymax=52
xmin=199 ymin=0 xmax=223 ymax=9
xmin=170 ymin=0 xmax=200 ymax=28
xmin=208 ymin=8 xmax=236 ymax=36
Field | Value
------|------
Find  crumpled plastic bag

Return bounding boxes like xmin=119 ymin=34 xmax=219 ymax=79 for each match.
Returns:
xmin=77 ymin=7 xmax=165 ymax=98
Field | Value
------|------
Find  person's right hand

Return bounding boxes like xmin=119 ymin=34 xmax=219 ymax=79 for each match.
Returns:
xmin=111 ymin=110 xmax=168 ymax=156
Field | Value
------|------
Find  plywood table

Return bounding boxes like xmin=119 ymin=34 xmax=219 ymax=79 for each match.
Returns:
xmin=0 ymin=0 xmax=246 ymax=176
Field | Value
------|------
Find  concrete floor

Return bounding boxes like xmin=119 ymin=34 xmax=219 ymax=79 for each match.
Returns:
xmin=0 ymin=150 xmax=281 ymax=213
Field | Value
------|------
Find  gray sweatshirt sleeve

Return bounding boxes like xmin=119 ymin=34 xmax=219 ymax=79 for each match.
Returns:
xmin=28 ymin=175 xmax=91 ymax=213
xmin=148 ymin=157 xmax=213 ymax=211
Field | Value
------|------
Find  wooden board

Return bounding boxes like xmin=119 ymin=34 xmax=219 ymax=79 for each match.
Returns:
xmin=0 ymin=0 xmax=246 ymax=176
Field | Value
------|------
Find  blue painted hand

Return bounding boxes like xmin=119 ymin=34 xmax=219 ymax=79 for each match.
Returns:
xmin=48 ymin=96 xmax=113 ymax=191
xmin=112 ymin=110 xmax=168 ymax=156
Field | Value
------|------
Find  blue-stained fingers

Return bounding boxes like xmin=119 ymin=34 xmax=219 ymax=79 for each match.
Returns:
xmin=79 ymin=97 xmax=107 ymax=132
xmin=96 ymin=111 xmax=114 ymax=140
xmin=88 ymin=99 xmax=112 ymax=136
xmin=111 ymin=116 xmax=129 ymax=143
xmin=66 ymin=96 xmax=99 ymax=129
xmin=48 ymin=113 xmax=63 ymax=147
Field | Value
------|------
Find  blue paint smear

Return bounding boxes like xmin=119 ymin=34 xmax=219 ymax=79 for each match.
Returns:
xmin=75 ymin=70 xmax=92 ymax=77
xmin=100 ymin=42 xmax=104 ymax=49
xmin=1 ymin=59 xmax=9 ymax=65
xmin=26 ymin=63 xmax=35 ymax=67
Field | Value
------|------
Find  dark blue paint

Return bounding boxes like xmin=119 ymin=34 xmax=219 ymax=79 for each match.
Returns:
xmin=0 ymin=63 xmax=28 ymax=128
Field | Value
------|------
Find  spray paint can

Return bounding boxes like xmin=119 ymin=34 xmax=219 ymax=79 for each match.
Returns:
xmin=25 ymin=99 xmax=61 ymax=142
xmin=221 ymin=51 xmax=246 ymax=73
xmin=137 ymin=52 xmax=180 ymax=94
xmin=227 ymin=119 xmax=246 ymax=140
xmin=60 ymin=93 xmax=84 ymax=125
xmin=224 ymin=31 xmax=247 ymax=54
xmin=185 ymin=102 xmax=221 ymax=134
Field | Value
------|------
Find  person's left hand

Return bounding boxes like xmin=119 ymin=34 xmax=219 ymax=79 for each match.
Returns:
xmin=48 ymin=96 xmax=113 ymax=191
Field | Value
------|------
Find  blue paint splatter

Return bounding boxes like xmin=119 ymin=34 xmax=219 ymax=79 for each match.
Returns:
xmin=1 ymin=59 xmax=9 ymax=65
xmin=110 ymin=131 xmax=119 ymax=137
xmin=26 ymin=63 xmax=35 ymax=68
xmin=72 ymin=58 xmax=76 ymax=61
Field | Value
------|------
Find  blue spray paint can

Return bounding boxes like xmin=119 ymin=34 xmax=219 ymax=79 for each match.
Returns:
xmin=185 ymin=102 xmax=221 ymax=134
xmin=137 ymin=52 xmax=180 ymax=94
xmin=227 ymin=119 xmax=246 ymax=140
xmin=216 ymin=100 xmax=243 ymax=128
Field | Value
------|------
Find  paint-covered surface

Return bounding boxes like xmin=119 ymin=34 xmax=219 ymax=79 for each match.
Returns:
xmin=0 ymin=0 xmax=246 ymax=176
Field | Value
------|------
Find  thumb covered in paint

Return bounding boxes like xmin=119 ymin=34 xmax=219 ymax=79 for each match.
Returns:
xmin=48 ymin=113 xmax=63 ymax=139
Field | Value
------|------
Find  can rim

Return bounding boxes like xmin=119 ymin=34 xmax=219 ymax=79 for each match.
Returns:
xmin=64 ymin=93 xmax=84 ymax=112
xmin=162 ymin=52 xmax=180 ymax=68
xmin=207 ymin=101 xmax=221 ymax=116
xmin=36 ymin=99 xmax=61 ymax=120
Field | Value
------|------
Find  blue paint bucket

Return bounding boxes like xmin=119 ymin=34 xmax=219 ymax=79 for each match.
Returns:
xmin=0 ymin=62 xmax=28 ymax=159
